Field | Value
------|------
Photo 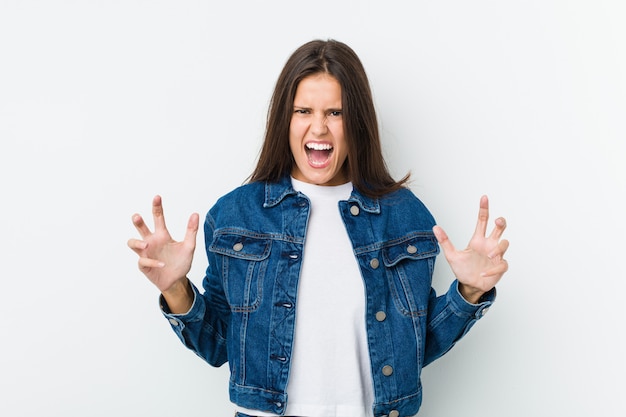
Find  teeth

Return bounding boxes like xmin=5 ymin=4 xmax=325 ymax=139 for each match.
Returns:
xmin=306 ymin=143 xmax=333 ymax=151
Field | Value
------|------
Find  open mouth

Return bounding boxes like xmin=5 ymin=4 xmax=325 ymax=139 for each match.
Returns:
xmin=305 ymin=142 xmax=334 ymax=167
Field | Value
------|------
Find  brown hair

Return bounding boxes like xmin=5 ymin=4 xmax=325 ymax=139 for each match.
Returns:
xmin=249 ymin=39 xmax=409 ymax=198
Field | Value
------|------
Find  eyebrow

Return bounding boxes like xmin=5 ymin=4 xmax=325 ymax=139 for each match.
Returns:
xmin=293 ymin=105 xmax=343 ymax=112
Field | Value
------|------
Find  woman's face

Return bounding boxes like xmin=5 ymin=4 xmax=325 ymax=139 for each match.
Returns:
xmin=289 ymin=73 xmax=349 ymax=186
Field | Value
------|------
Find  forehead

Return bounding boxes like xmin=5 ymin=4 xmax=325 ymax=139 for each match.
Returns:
xmin=294 ymin=73 xmax=342 ymax=103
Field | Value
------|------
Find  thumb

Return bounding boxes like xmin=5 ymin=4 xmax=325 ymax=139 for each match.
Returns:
xmin=433 ymin=225 xmax=456 ymax=257
xmin=184 ymin=213 xmax=200 ymax=248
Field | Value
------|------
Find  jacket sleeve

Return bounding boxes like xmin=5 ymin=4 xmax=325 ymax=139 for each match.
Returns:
xmin=159 ymin=213 xmax=230 ymax=367
xmin=423 ymin=280 xmax=496 ymax=366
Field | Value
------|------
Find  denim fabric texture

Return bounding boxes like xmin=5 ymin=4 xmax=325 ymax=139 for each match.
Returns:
xmin=161 ymin=175 xmax=495 ymax=417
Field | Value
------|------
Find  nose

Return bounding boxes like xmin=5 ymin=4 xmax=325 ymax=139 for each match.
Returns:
xmin=311 ymin=114 xmax=328 ymax=136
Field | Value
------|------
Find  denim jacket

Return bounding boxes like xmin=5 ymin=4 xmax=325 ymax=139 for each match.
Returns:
xmin=161 ymin=176 xmax=495 ymax=417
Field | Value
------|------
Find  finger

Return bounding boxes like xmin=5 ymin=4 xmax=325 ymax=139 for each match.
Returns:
xmin=488 ymin=217 xmax=507 ymax=240
xmin=473 ymin=195 xmax=490 ymax=238
xmin=488 ymin=239 xmax=510 ymax=259
xmin=481 ymin=259 xmax=509 ymax=278
xmin=127 ymin=238 xmax=147 ymax=253
xmin=138 ymin=257 xmax=165 ymax=269
xmin=132 ymin=213 xmax=153 ymax=239
xmin=433 ymin=225 xmax=457 ymax=257
xmin=152 ymin=195 xmax=167 ymax=231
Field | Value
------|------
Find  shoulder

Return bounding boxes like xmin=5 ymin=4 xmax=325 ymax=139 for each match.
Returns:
xmin=379 ymin=186 xmax=437 ymax=228
xmin=213 ymin=181 xmax=265 ymax=207
xmin=381 ymin=186 xmax=431 ymax=211
xmin=207 ymin=181 xmax=265 ymax=216
xmin=206 ymin=181 xmax=277 ymax=228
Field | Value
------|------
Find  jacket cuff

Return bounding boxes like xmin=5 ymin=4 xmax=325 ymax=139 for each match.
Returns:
xmin=159 ymin=283 xmax=204 ymax=326
xmin=448 ymin=279 xmax=496 ymax=320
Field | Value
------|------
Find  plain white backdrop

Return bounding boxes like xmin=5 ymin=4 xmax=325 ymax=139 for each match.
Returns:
xmin=1 ymin=1 xmax=624 ymax=416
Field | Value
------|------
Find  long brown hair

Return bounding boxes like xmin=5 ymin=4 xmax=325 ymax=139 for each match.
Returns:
xmin=249 ymin=39 xmax=409 ymax=198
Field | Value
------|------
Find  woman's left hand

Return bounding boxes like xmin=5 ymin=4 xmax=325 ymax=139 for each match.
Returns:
xmin=433 ymin=195 xmax=509 ymax=304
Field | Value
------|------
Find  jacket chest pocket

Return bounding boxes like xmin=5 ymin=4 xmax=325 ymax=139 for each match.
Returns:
xmin=381 ymin=235 xmax=439 ymax=316
xmin=209 ymin=233 xmax=272 ymax=312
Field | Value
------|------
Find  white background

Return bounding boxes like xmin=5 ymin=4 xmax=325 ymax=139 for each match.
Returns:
xmin=1 ymin=1 xmax=625 ymax=416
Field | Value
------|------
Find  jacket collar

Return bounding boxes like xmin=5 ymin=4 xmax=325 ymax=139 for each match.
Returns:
xmin=263 ymin=175 xmax=381 ymax=214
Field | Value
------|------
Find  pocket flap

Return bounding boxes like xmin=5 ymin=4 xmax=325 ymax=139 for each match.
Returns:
xmin=210 ymin=233 xmax=272 ymax=261
xmin=382 ymin=235 xmax=439 ymax=267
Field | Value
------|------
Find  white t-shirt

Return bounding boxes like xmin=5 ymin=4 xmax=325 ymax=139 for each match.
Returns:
xmin=235 ymin=178 xmax=374 ymax=417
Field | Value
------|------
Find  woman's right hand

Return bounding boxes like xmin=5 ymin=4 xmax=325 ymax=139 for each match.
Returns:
xmin=128 ymin=195 xmax=199 ymax=311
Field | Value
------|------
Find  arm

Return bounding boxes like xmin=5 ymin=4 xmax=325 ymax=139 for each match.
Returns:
xmin=421 ymin=195 xmax=508 ymax=364
xmin=128 ymin=196 xmax=228 ymax=366
xmin=423 ymin=280 xmax=495 ymax=366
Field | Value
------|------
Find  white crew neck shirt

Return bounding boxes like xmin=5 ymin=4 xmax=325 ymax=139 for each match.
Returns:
xmin=235 ymin=178 xmax=374 ymax=417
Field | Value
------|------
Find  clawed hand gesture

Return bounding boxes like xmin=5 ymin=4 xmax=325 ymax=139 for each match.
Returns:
xmin=433 ymin=195 xmax=509 ymax=304
xmin=127 ymin=195 xmax=199 ymax=294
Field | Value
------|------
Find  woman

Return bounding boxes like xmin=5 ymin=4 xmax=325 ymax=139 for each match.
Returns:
xmin=128 ymin=39 xmax=509 ymax=417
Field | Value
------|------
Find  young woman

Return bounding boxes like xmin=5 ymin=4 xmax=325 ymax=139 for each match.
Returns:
xmin=128 ymin=39 xmax=509 ymax=417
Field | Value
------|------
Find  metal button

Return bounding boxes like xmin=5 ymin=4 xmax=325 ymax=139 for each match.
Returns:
xmin=169 ymin=318 xmax=178 ymax=326
xmin=407 ymin=244 xmax=417 ymax=254
xmin=350 ymin=205 xmax=360 ymax=216
xmin=375 ymin=311 xmax=387 ymax=322
xmin=389 ymin=410 xmax=400 ymax=417
xmin=233 ymin=242 xmax=244 ymax=251
xmin=481 ymin=307 xmax=490 ymax=316
xmin=382 ymin=365 xmax=393 ymax=376
xmin=369 ymin=258 xmax=379 ymax=269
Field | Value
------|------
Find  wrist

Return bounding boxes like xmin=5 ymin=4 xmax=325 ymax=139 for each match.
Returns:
xmin=162 ymin=278 xmax=194 ymax=314
xmin=458 ymin=282 xmax=484 ymax=304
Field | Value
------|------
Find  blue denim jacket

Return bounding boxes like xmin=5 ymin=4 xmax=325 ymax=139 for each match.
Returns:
xmin=161 ymin=176 xmax=495 ymax=417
